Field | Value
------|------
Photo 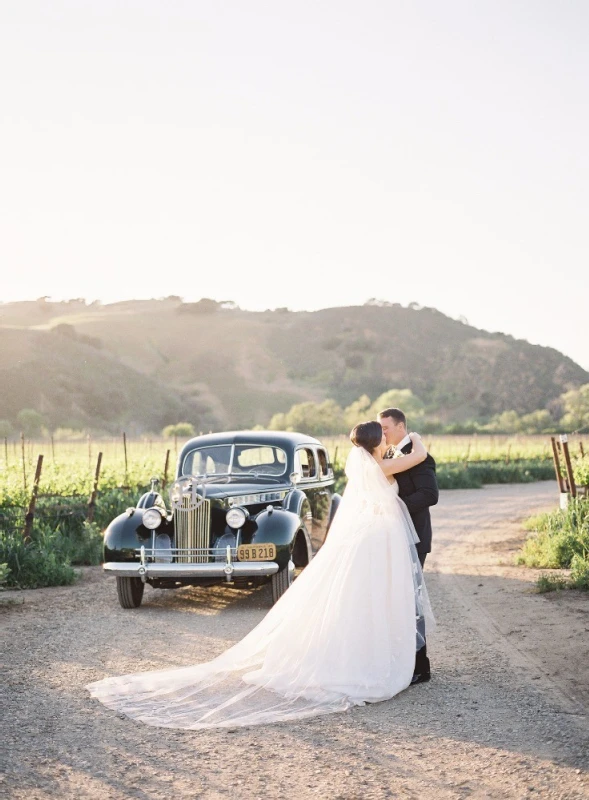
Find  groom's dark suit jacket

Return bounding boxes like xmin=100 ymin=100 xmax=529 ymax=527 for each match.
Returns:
xmin=393 ymin=442 xmax=439 ymax=555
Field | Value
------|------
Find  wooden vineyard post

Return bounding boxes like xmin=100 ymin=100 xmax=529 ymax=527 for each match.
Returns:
xmin=162 ymin=449 xmax=170 ymax=491
xmin=4 ymin=436 xmax=7 ymax=465
xmin=560 ymin=435 xmax=577 ymax=499
xmin=550 ymin=437 xmax=566 ymax=493
xmin=580 ymin=441 xmax=585 ymax=458
xmin=23 ymin=454 xmax=44 ymax=542
xmin=87 ymin=452 xmax=103 ymax=523
xmin=21 ymin=432 xmax=27 ymax=492
xmin=505 ymin=443 xmax=511 ymax=465
xmin=555 ymin=439 xmax=567 ymax=491
xmin=123 ymin=432 xmax=128 ymax=485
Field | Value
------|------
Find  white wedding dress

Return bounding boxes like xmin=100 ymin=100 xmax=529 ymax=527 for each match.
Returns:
xmin=87 ymin=446 xmax=434 ymax=729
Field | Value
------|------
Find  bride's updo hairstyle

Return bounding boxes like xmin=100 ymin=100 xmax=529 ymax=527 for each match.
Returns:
xmin=350 ymin=420 xmax=383 ymax=454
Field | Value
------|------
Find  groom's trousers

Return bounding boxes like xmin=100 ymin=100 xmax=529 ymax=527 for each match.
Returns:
xmin=415 ymin=552 xmax=431 ymax=676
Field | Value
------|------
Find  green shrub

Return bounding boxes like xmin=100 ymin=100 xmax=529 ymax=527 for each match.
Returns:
xmin=162 ymin=422 xmax=195 ymax=438
xmin=519 ymin=498 xmax=589 ymax=591
xmin=455 ymin=460 xmax=554 ymax=485
xmin=0 ymin=527 xmax=76 ymax=589
xmin=517 ymin=499 xmax=589 ymax=569
xmin=573 ymin=455 xmax=589 ymax=487
xmin=0 ymin=516 xmax=106 ymax=590
xmin=0 ymin=562 xmax=10 ymax=587
xmin=55 ymin=520 xmax=103 ymax=566
xmin=0 ymin=479 xmax=151 ymax=589
xmin=570 ymin=553 xmax=589 ymax=590
xmin=437 ymin=465 xmax=482 ymax=489
xmin=93 ymin=487 xmax=144 ymax=529
xmin=535 ymin=573 xmax=569 ymax=592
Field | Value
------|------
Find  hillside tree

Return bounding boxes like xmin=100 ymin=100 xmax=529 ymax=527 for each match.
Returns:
xmin=162 ymin=423 xmax=196 ymax=438
xmin=269 ymin=400 xmax=344 ymax=437
xmin=560 ymin=384 xmax=589 ymax=432
xmin=0 ymin=420 xmax=14 ymax=438
xmin=17 ymin=409 xmax=46 ymax=437
xmin=368 ymin=389 xmax=425 ymax=423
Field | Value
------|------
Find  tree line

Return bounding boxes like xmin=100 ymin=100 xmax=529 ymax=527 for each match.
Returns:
xmin=3 ymin=385 xmax=588 ymax=440
xmin=266 ymin=385 xmax=589 ymax=438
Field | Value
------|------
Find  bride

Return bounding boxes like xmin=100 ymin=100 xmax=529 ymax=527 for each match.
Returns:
xmin=87 ymin=422 xmax=434 ymax=729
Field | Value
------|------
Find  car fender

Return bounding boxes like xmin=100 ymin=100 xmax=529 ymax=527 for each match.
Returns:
xmin=327 ymin=492 xmax=342 ymax=532
xmin=137 ymin=491 xmax=167 ymax=512
xmin=104 ymin=509 xmax=173 ymax=562
xmin=284 ymin=488 xmax=312 ymax=521
xmin=252 ymin=507 xmax=302 ymax=569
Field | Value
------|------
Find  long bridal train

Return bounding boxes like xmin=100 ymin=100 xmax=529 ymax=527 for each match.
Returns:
xmin=86 ymin=447 xmax=434 ymax=729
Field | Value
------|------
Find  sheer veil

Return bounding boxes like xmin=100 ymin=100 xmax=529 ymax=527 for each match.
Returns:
xmin=341 ymin=446 xmax=434 ymax=647
xmin=87 ymin=445 xmax=434 ymax=729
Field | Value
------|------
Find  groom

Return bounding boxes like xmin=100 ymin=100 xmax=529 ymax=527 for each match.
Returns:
xmin=378 ymin=407 xmax=439 ymax=684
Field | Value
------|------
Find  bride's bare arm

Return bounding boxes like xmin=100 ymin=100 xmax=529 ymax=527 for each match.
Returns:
xmin=377 ymin=433 xmax=427 ymax=476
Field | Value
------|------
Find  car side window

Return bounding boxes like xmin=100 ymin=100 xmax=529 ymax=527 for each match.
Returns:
xmin=296 ymin=448 xmax=317 ymax=480
xmin=317 ymin=448 xmax=330 ymax=478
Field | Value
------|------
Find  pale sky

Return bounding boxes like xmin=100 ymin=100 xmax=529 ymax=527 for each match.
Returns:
xmin=1 ymin=1 xmax=588 ymax=368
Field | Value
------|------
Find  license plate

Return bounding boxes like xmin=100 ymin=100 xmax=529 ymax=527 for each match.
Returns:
xmin=237 ymin=543 xmax=277 ymax=561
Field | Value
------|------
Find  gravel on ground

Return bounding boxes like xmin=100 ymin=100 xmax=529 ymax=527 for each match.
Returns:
xmin=1 ymin=480 xmax=588 ymax=799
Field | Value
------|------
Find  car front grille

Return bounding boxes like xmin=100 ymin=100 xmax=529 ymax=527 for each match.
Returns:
xmin=174 ymin=495 xmax=211 ymax=563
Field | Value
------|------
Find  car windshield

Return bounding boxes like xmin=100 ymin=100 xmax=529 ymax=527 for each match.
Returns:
xmin=181 ymin=444 xmax=288 ymax=478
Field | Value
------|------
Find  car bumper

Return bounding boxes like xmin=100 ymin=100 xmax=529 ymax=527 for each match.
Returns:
xmin=103 ymin=561 xmax=280 ymax=580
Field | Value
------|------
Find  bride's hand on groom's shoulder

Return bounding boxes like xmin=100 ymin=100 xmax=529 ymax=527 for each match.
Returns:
xmin=409 ymin=432 xmax=427 ymax=459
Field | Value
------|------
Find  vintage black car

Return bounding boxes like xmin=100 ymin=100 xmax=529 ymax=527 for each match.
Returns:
xmin=103 ymin=431 xmax=342 ymax=608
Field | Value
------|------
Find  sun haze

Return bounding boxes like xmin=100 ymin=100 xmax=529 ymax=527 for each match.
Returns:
xmin=1 ymin=1 xmax=587 ymax=368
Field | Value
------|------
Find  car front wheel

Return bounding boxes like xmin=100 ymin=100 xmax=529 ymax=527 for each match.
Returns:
xmin=116 ymin=576 xmax=145 ymax=608
xmin=271 ymin=560 xmax=294 ymax=604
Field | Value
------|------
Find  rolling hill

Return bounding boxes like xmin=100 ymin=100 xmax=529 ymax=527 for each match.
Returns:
xmin=0 ymin=298 xmax=586 ymax=433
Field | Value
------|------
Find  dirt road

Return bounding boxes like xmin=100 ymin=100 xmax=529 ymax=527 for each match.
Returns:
xmin=2 ymin=481 xmax=588 ymax=799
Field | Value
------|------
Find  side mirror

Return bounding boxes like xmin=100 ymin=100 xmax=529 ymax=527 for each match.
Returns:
xmin=290 ymin=471 xmax=301 ymax=485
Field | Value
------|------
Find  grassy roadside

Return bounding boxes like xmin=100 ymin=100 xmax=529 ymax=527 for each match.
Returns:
xmin=516 ymin=498 xmax=589 ymax=592
xmin=0 ymin=486 xmax=145 ymax=590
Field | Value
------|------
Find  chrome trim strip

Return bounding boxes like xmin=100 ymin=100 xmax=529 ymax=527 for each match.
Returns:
xmin=142 ymin=547 xmax=237 ymax=557
xmin=104 ymin=562 xmax=279 ymax=578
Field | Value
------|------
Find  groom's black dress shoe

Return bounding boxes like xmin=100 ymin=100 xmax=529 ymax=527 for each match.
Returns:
xmin=410 ymin=672 xmax=431 ymax=686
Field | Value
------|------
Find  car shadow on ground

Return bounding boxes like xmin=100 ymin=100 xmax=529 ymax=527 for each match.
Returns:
xmin=142 ymin=578 xmax=274 ymax=614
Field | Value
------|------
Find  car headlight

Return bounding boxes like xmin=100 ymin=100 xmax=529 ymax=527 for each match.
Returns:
xmin=226 ymin=506 xmax=248 ymax=529
xmin=143 ymin=508 xmax=163 ymax=530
